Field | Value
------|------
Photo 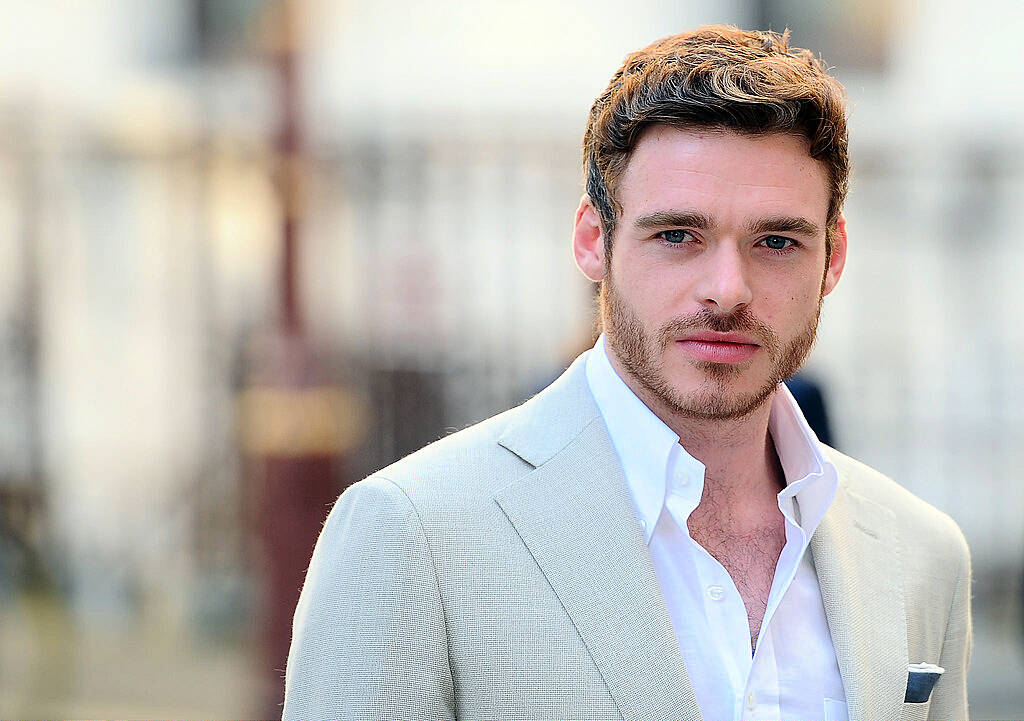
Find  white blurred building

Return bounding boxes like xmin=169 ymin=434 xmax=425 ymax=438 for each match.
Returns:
xmin=0 ymin=0 xmax=1021 ymax=625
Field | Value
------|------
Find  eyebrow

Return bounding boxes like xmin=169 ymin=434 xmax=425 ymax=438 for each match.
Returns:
xmin=632 ymin=210 xmax=822 ymax=238
xmin=632 ymin=210 xmax=714 ymax=232
xmin=747 ymin=215 xmax=823 ymax=237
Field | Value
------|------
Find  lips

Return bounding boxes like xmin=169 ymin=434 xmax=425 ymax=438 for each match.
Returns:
xmin=676 ymin=332 xmax=760 ymax=363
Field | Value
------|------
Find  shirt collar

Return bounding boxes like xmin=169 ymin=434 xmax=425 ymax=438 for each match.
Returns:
xmin=770 ymin=382 xmax=838 ymax=535
xmin=585 ymin=336 xmax=703 ymax=543
xmin=585 ymin=335 xmax=838 ymax=545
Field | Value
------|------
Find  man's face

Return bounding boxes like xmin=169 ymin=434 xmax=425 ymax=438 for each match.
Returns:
xmin=573 ymin=126 xmax=846 ymax=421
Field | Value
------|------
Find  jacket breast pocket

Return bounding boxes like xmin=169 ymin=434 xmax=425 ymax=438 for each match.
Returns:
xmin=899 ymin=700 xmax=931 ymax=721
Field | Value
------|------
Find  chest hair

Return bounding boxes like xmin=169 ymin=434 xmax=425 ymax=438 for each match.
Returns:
xmin=688 ymin=513 xmax=787 ymax=651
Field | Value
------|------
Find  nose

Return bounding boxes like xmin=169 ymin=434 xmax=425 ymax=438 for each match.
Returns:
xmin=696 ymin=244 xmax=753 ymax=313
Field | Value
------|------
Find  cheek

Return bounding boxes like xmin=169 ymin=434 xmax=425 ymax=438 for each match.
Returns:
xmin=614 ymin=260 xmax=676 ymax=313
xmin=763 ymin=264 xmax=825 ymax=302
xmin=755 ymin=280 xmax=821 ymax=325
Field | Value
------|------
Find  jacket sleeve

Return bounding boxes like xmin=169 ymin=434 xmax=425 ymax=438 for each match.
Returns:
xmin=283 ymin=476 xmax=456 ymax=720
xmin=927 ymin=531 xmax=972 ymax=721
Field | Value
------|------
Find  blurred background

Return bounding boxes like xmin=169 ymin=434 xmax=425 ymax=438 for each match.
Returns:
xmin=1 ymin=0 xmax=1022 ymax=717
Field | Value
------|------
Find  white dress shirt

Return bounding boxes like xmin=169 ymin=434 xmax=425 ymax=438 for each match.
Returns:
xmin=585 ymin=336 xmax=848 ymax=721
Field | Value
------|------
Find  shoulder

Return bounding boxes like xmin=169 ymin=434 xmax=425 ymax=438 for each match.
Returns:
xmin=326 ymin=397 xmax=565 ymax=561
xmin=370 ymin=403 xmax=532 ymax=501
xmin=824 ymin=445 xmax=969 ymax=563
xmin=359 ymin=352 xmax=599 ymax=508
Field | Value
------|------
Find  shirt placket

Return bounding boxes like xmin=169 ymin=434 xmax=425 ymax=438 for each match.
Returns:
xmin=664 ymin=459 xmax=752 ymax=710
xmin=696 ymin=555 xmax=750 ymax=718
xmin=742 ymin=496 xmax=809 ymax=721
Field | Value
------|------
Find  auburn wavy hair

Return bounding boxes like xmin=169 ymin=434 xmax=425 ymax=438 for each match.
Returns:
xmin=582 ymin=26 xmax=849 ymax=255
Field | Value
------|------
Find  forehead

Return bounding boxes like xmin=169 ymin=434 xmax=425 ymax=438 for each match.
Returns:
xmin=617 ymin=125 xmax=831 ymax=227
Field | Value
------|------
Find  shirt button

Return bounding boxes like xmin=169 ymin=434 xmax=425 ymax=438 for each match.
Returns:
xmin=640 ymin=519 xmax=647 ymax=534
xmin=707 ymin=585 xmax=724 ymax=601
xmin=745 ymin=690 xmax=757 ymax=710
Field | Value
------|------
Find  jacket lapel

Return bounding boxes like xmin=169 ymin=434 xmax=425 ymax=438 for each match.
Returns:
xmin=811 ymin=461 xmax=908 ymax=721
xmin=493 ymin=357 xmax=701 ymax=721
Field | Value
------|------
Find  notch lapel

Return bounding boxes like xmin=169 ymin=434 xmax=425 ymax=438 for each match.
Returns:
xmin=495 ymin=411 xmax=701 ymax=721
xmin=811 ymin=471 xmax=908 ymax=721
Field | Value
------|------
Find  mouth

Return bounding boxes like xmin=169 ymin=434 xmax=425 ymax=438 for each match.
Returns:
xmin=676 ymin=332 xmax=760 ymax=364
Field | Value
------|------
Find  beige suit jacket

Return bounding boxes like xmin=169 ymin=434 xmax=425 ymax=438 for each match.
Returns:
xmin=284 ymin=354 xmax=971 ymax=720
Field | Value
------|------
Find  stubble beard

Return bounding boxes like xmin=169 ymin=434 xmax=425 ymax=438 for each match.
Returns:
xmin=600 ymin=276 xmax=822 ymax=421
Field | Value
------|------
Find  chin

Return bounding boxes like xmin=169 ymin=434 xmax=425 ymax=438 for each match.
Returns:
xmin=675 ymin=388 xmax=776 ymax=421
xmin=660 ymin=368 xmax=780 ymax=421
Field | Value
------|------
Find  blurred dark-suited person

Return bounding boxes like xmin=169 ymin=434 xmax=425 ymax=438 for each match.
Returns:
xmin=284 ymin=27 xmax=970 ymax=721
xmin=786 ymin=374 xmax=835 ymax=447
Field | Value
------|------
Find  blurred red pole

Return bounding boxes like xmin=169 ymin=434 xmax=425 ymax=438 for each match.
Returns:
xmin=240 ymin=1 xmax=357 ymax=716
xmin=278 ymin=0 xmax=301 ymax=336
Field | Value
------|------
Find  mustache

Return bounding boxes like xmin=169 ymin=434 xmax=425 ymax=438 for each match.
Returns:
xmin=657 ymin=308 xmax=779 ymax=354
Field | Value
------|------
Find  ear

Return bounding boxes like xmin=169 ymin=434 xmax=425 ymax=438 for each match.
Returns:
xmin=822 ymin=214 xmax=847 ymax=297
xmin=572 ymin=195 xmax=607 ymax=282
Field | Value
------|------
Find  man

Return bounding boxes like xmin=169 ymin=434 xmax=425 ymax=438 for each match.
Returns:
xmin=284 ymin=27 xmax=971 ymax=721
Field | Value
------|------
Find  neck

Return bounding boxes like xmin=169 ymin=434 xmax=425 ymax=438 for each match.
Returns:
xmin=675 ymin=408 xmax=785 ymax=522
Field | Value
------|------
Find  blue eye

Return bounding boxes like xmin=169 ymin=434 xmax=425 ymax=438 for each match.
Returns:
xmin=659 ymin=229 xmax=694 ymax=244
xmin=762 ymin=236 xmax=794 ymax=250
